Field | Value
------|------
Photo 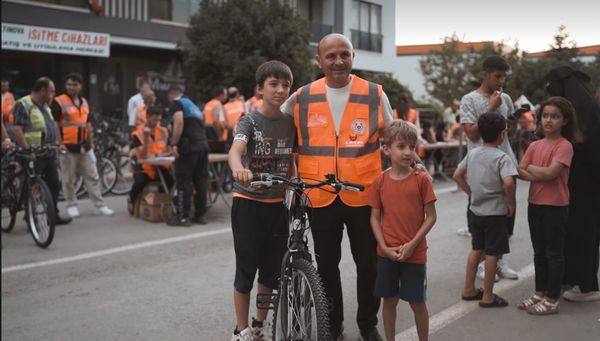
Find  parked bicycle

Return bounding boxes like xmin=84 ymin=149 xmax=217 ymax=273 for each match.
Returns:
xmin=252 ymin=173 xmax=364 ymax=341
xmin=1 ymin=146 xmax=57 ymax=248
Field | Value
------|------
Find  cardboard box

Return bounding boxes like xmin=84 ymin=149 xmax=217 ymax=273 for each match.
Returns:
xmin=139 ymin=192 xmax=173 ymax=223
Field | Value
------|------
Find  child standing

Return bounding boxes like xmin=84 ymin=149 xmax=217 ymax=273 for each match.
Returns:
xmin=367 ymin=120 xmax=437 ymax=341
xmin=227 ymin=61 xmax=296 ymax=341
xmin=517 ymin=97 xmax=577 ymax=315
xmin=453 ymin=112 xmax=517 ymax=308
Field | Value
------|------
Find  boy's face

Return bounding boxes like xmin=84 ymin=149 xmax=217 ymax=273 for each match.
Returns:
xmin=482 ymin=70 xmax=507 ymax=92
xmin=383 ymin=137 xmax=415 ymax=169
xmin=258 ymin=76 xmax=291 ymax=108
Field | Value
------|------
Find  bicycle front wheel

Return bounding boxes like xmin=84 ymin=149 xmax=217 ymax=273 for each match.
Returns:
xmin=27 ymin=179 xmax=56 ymax=248
xmin=1 ymin=170 xmax=18 ymax=232
xmin=273 ymin=258 xmax=331 ymax=341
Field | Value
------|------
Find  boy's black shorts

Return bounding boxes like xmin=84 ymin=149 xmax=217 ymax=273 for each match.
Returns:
xmin=469 ymin=210 xmax=510 ymax=256
xmin=231 ymin=197 xmax=289 ymax=293
xmin=374 ymin=257 xmax=427 ymax=303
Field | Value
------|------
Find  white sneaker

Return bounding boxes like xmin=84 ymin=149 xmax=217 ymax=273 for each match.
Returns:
xmin=497 ymin=259 xmax=519 ymax=280
xmin=95 ymin=206 xmax=115 ymax=216
xmin=563 ymin=286 xmax=600 ymax=302
xmin=231 ymin=327 xmax=252 ymax=341
xmin=456 ymin=227 xmax=471 ymax=237
xmin=477 ymin=262 xmax=499 ymax=282
xmin=251 ymin=317 xmax=272 ymax=341
xmin=67 ymin=206 xmax=80 ymax=218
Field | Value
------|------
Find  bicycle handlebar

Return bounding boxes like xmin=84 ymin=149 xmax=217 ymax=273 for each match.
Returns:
xmin=251 ymin=173 xmax=364 ymax=193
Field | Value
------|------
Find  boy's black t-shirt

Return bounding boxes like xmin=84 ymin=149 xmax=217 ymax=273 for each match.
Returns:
xmin=167 ymin=100 xmax=207 ymax=153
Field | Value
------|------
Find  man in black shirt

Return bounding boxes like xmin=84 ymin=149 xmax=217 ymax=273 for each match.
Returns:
xmin=166 ymin=86 xmax=210 ymax=226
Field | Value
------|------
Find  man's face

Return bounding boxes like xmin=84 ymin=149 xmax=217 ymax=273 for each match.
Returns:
xmin=1 ymin=81 xmax=9 ymax=93
xmin=147 ymin=114 xmax=160 ymax=128
xmin=41 ymin=81 xmax=56 ymax=103
xmin=139 ymin=83 xmax=150 ymax=93
xmin=65 ymin=79 xmax=82 ymax=97
xmin=144 ymin=94 xmax=156 ymax=107
xmin=483 ymin=70 xmax=507 ymax=92
xmin=316 ymin=36 xmax=354 ymax=87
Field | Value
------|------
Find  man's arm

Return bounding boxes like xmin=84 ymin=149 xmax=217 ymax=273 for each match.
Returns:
xmin=12 ymin=126 xmax=28 ymax=149
xmin=463 ymin=123 xmax=480 ymax=142
xmin=171 ymin=111 xmax=183 ymax=158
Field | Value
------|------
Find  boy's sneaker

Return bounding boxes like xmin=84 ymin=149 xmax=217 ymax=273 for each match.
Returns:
xmin=95 ymin=206 xmax=115 ymax=216
xmin=477 ymin=262 xmax=499 ymax=282
xmin=230 ymin=327 xmax=252 ymax=341
xmin=251 ymin=317 xmax=271 ymax=341
xmin=456 ymin=227 xmax=471 ymax=237
xmin=496 ymin=259 xmax=519 ymax=280
xmin=67 ymin=206 xmax=80 ymax=218
xmin=563 ymin=286 xmax=600 ymax=302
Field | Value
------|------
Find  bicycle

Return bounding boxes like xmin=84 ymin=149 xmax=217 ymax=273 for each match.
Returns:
xmin=1 ymin=146 xmax=57 ymax=248
xmin=251 ymin=173 xmax=364 ymax=341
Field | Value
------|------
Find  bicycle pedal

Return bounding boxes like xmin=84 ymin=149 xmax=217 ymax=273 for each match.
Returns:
xmin=256 ymin=293 xmax=278 ymax=310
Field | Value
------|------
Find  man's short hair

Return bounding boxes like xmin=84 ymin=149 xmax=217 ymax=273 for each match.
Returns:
xmin=141 ymin=89 xmax=155 ymax=99
xmin=382 ymin=119 xmax=418 ymax=146
xmin=482 ymin=55 xmax=510 ymax=73
xmin=168 ymin=85 xmax=184 ymax=94
xmin=63 ymin=72 xmax=83 ymax=84
xmin=213 ymin=87 xmax=226 ymax=98
xmin=146 ymin=105 xmax=163 ymax=117
xmin=138 ymin=79 xmax=150 ymax=88
xmin=478 ymin=112 xmax=506 ymax=143
xmin=255 ymin=60 xmax=293 ymax=87
xmin=32 ymin=77 xmax=53 ymax=92
xmin=228 ymin=87 xmax=239 ymax=99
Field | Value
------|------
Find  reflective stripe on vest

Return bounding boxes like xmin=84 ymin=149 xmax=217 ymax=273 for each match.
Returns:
xmin=133 ymin=126 xmax=169 ymax=179
xmin=16 ymin=95 xmax=47 ymax=146
xmin=294 ymin=76 xmax=383 ymax=208
xmin=55 ymin=94 xmax=89 ymax=145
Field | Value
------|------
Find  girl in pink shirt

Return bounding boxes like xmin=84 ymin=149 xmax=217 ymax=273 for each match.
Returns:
xmin=517 ymin=97 xmax=578 ymax=315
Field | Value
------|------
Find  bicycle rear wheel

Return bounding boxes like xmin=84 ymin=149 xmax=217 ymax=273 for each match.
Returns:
xmin=1 ymin=171 xmax=18 ymax=233
xmin=272 ymin=258 xmax=331 ymax=341
xmin=98 ymin=157 xmax=117 ymax=195
xmin=27 ymin=179 xmax=56 ymax=248
xmin=110 ymin=155 xmax=133 ymax=195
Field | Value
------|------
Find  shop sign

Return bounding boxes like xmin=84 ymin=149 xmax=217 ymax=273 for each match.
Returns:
xmin=2 ymin=23 xmax=110 ymax=58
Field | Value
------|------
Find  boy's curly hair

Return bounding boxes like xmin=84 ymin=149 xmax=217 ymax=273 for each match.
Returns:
xmin=382 ymin=119 xmax=418 ymax=146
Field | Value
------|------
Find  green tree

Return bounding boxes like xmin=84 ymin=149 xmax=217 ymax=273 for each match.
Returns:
xmin=184 ymin=0 xmax=314 ymax=102
xmin=354 ymin=70 xmax=414 ymax=109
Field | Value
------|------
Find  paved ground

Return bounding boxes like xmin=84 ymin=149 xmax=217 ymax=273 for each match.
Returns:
xmin=2 ymin=179 xmax=599 ymax=341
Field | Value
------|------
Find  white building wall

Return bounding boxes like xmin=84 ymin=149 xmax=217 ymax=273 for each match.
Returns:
xmin=343 ymin=0 xmax=401 ymax=77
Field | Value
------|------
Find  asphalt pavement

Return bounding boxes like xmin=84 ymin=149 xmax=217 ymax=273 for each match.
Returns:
xmin=2 ymin=179 xmax=599 ymax=341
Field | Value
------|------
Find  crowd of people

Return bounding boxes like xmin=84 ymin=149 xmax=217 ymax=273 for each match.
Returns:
xmin=2 ymin=32 xmax=599 ymax=341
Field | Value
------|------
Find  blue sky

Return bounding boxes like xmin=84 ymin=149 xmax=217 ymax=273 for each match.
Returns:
xmin=395 ymin=0 xmax=600 ymax=52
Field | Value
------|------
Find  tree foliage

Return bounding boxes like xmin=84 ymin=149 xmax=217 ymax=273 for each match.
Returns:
xmin=354 ymin=70 xmax=414 ymax=109
xmin=183 ymin=0 xmax=314 ymax=102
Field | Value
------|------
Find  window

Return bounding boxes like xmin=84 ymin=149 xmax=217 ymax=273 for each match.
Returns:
xmin=350 ymin=1 xmax=382 ymax=52
xmin=297 ymin=0 xmax=333 ymax=42
xmin=149 ymin=0 xmax=199 ymax=23
xmin=32 ymin=0 xmax=88 ymax=9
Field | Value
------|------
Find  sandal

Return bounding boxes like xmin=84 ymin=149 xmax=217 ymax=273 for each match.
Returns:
xmin=479 ymin=294 xmax=508 ymax=308
xmin=462 ymin=288 xmax=484 ymax=301
xmin=517 ymin=294 xmax=543 ymax=310
xmin=527 ymin=298 xmax=559 ymax=315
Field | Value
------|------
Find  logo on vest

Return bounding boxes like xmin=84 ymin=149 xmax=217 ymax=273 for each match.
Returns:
xmin=351 ymin=119 xmax=366 ymax=135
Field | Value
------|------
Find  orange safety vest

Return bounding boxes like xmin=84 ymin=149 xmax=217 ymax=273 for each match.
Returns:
xmin=2 ymin=91 xmax=15 ymax=124
xmin=223 ymin=99 xmax=245 ymax=130
xmin=294 ymin=76 xmax=384 ymax=208
xmin=204 ymin=99 xmax=227 ymax=140
xmin=246 ymin=96 xmax=263 ymax=112
xmin=54 ymin=94 xmax=90 ymax=146
xmin=132 ymin=125 xmax=170 ymax=179
xmin=393 ymin=108 xmax=419 ymax=125
xmin=519 ymin=111 xmax=536 ymax=130
xmin=134 ymin=103 xmax=147 ymax=127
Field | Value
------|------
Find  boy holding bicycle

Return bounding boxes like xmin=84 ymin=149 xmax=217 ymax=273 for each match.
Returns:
xmin=367 ymin=120 xmax=437 ymax=341
xmin=227 ymin=60 xmax=296 ymax=341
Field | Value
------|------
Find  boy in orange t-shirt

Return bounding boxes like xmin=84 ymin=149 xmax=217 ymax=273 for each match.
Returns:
xmin=367 ymin=119 xmax=437 ymax=341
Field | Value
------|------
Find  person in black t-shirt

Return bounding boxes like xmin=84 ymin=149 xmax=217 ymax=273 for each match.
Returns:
xmin=166 ymin=86 xmax=210 ymax=226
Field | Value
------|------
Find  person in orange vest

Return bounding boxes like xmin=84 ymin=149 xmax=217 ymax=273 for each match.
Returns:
xmin=133 ymin=89 xmax=157 ymax=129
xmin=127 ymin=79 xmax=151 ymax=131
xmin=51 ymin=72 xmax=114 ymax=218
xmin=2 ymin=78 xmax=15 ymax=139
xmin=204 ymin=87 xmax=228 ymax=145
xmin=128 ymin=106 xmax=173 ymax=214
xmin=281 ymin=33 xmax=396 ymax=341
xmin=223 ymin=86 xmax=246 ymax=145
xmin=244 ymin=86 xmax=263 ymax=113
xmin=394 ymin=92 xmax=421 ymax=129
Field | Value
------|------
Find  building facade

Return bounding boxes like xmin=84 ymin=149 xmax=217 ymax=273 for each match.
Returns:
xmin=1 ymin=0 xmax=400 ymax=117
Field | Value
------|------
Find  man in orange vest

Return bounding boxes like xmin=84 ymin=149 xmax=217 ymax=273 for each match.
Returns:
xmin=223 ymin=86 xmax=245 ymax=145
xmin=244 ymin=86 xmax=263 ymax=113
xmin=204 ymin=87 xmax=227 ymax=146
xmin=127 ymin=79 xmax=151 ymax=131
xmin=51 ymin=72 xmax=114 ymax=218
xmin=281 ymin=33 xmax=394 ymax=341
xmin=128 ymin=106 xmax=173 ymax=214
xmin=394 ymin=92 xmax=421 ymax=129
xmin=2 ymin=78 xmax=15 ymax=139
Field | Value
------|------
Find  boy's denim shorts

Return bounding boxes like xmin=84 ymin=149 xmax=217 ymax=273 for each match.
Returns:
xmin=374 ymin=256 xmax=427 ymax=303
